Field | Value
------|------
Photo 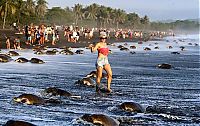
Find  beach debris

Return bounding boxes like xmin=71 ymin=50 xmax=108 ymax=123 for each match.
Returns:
xmin=13 ymin=94 xmax=61 ymax=105
xmin=42 ymin=87 xmax=81 ymax=99
xmin=157 ymin=63 xmax=172 ymax=69
xmin=81 ymin=114 xmax=120 ymax=126
xmin=171 ymin=52 xmax=180 ymax=54
xmin=168 ymin=46 xmax=173 ymax=49
xmin=0 ymin=54 xmax=12 ymax=63
xmin=59 ymin=49 xmax=74 ymax=55
xmin=13 ymin=94 xmax=45 ymax=105
xmin=15 ymin=57 xmax=29 ymax=63
xmin=52 ymin=49 xmax=59 ymax=52
xmin=3 ymin=120 xmax=36 ymax=126
xmin=180 ymin=46 xmax=185 ymax=51
xmin=46 ymin=50 xmax=57 ymax=55
xmin=120 ymin=102 xmax=145 ymax=113
xmin=144 ymin=47 xmax=151 ymax=51
xmin=117 ymin=45 xmax=124 ymax=49
xmin=86 ymin=71 xmax=107 ymax=78
xmin=75 ymin=77 xmax=95 ymax=87
xmin=130 ymin=45 xmax=136 ymax=49
xmin=130 ymin=51 xmax=136 ymax=54
xmin=75 ymin=49 xmax=84 ymax=54
xmin=32 ymin=45 xmax=47 ymax=51
xmin=120 ymin=47 xmax=129 ymax=51
xmin=34 ymin=50 xmax=45 ymax=55
xmin=29 ymin=58 xmax=45 ymax=64
xmin=178 ymin=39 xmax=184 ymax=42
xmin=86 ymin=71 xmax=98 ymax=78
xmin=6 ymin=51 xmax=20 ymax=56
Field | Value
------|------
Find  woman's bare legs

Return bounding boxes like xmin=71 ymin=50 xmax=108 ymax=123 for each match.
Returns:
xmin=96 ymin=66 xmax=103 ymax=92
xmin=104 ymin=64 xmax=112 ymax=92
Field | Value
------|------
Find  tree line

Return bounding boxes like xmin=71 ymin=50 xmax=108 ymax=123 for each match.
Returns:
xmin=0 ymin=0 xmax=198 ymax=32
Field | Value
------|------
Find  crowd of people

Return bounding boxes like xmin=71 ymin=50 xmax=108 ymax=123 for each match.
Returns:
xmin=64 ymin=25 xmax=96 ymax=42
xmin=5 ymin=36 xmax=21 ymax=50
xmin=2 ymin=23 xmax=173 ymax=50
xmin=24 ymin=24 xmax=60 ymax=46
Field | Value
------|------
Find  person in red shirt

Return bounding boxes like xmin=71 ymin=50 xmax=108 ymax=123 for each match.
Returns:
xmin=90 ymin=32 xmax=112 ymax=93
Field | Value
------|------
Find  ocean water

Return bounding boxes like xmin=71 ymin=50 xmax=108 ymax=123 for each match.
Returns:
xmin=0 ymin=34 xmax=199 ymax=126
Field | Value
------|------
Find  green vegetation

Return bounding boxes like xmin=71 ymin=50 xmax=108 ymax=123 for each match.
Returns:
xmin=0 ymin=0 xmax=199 ymax=32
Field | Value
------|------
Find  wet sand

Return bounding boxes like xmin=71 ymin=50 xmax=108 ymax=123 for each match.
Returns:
xmin=0 ymin=34 xmax=199 ymax=125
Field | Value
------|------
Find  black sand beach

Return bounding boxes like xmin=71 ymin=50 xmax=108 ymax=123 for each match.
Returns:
xmin=0 ymin=29 xmax=162 ymax=49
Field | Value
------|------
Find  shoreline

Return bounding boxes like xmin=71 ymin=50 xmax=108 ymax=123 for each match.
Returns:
xmin=0 ymin=29 xmax=164 ymax=49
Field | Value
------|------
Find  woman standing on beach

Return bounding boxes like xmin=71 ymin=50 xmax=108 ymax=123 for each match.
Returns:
xmin=90 ymin=32 xmax=112 ymax=93
xmin=51 ymin=29 xmax=56 ymax=45
xmin=39 ymin=25 xmax=45 ymax=45
xmin=6 ymin=37 xmax=11 ymax=50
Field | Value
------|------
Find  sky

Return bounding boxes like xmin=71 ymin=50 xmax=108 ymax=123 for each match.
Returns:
xmin=47 ymin=0 xmax=199 ymax=21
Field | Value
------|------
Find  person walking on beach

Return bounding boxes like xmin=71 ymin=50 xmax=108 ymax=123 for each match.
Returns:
xmin=90 ymin=32 xmax=112 ymax=93
xmin=6 ymin=37 xmax=11 ymax=50
xmin=51 ymin=29 xmax=56 ymax=45
xmin=39 ymin=25 xmax=45 ymax=45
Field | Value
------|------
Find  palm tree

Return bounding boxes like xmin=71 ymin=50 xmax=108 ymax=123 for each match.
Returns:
xmin=73 ymin=4 xmax=83 ymax=25
xmin=105 ymin=7 xmax=114 ymax=27
xmin=85 ymin=3 xmax=99 ymax=20
xmin=96 ymin=6 xmax=101 ymax=28
xmin=96 ymin=5 xmax=115 ymax=28
xmin=100 ymin=6 xmax=108 ymax=28
xmin=114 ymin=9 xmax=126 ymax=29
xmin=0 ymin=0 xmax=16 ymax=29
xmin=13 ymin=0 xmax=26 ymax=24
xmin=140 ymin=15 xmax=150 ymax=30
xmin=143 ymin=15 xmax=150 ymax=25
xmin=96 ymin=6 xmax=105 ymax=28
xmin=127 ymin=13 xmax=140 ymax=29
xmin=36 ymin=0 xmax=48 ymax=21
xmin=85 ymin=4 xmax=113 ymax=28
xmin=25 ymin=0 xmax=36 ymax=15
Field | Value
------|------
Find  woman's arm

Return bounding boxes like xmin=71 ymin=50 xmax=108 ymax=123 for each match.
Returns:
xmin=90 ymin=43 xmax=99 ymax=53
